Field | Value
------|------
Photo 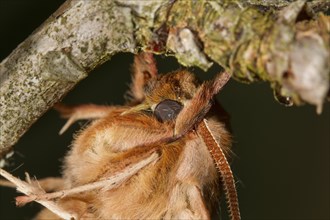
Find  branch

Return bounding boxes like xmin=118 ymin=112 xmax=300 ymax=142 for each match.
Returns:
xmin=165 ymin=1 xmax=329 ymax=111
xmin=0 ymin=169 xmax=77 ymax=219
xmin=0 ymin=0 xmax=329 ymax=155
xmin=0 ymin=0 xmax=135 ymax=155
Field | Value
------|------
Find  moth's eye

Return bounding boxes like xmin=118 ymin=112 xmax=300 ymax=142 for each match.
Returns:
xmin=154 ymin=99 xmax=183 ymax=122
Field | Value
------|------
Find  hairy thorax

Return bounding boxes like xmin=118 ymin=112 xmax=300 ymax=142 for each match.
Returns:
xmin=62 ymin=110 xmax=223 ymax=219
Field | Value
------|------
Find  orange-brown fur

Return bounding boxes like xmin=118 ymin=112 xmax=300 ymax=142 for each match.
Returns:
xmin=35 ymin=54 xmax=232 ymax=219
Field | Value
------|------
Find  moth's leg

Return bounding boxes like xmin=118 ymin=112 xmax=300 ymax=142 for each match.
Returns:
xmin=54 ymin=104 xmax=122 ymax=134
xmin=174 ymin=72 xmax=231 ymax=136
xmin=0 ymin=179 xmax=15 ymax=188
xmin=35 ymin=177 xmax=65 ymax=192
xmin=165 ymin=184 xmax=210 ymax=220
xmin=128 ymin=52 xmax=158 ymax=103
xmin=55 ymin=103 xmax=116 ymax=120
xmin=0 ymin=177 xmax=64 ymax=192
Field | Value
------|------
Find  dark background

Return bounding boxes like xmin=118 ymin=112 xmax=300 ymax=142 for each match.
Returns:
xmin=0 ymin=1 xmax=329 ymax=219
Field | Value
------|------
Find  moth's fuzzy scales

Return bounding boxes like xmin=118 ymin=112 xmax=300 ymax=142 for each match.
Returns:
xmin=52 ymin=100 xmax=222 ymax=219
xmin=0 ymin=53 xmax=239 ymax=220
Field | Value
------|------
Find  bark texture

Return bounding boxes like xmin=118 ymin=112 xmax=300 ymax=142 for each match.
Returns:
xmin=0 ymin=0 xmax=329 ymax=156
xmin=0 ymin=0 xmax=135 ymax=155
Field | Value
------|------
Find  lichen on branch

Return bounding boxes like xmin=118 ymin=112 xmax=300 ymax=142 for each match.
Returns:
xmin=163 ymin=0 xmax=329 ymax=112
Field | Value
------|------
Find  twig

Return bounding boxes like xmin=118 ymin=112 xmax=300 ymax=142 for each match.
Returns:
xmin=0 ymin=152 xmax=159 ymax=219
xmin=0 ymin=169 xmax=76 ymax=219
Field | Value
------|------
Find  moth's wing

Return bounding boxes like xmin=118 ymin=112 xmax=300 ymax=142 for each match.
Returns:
xmin=33 ymin=177 xmax=65 ymax=192
xmin=165 ymin=184 xmax=211 ymax=220
xmin=0 ymin=177 xmax=64 ymax=194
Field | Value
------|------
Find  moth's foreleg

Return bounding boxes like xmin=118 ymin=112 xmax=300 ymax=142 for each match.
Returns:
xmin=128 ymin=53 xmax=158 ymax=103
xmin=54 ymin=104 xmax=121 ymax=134
xmin=0 ymin=177 xmax=64 ymax=193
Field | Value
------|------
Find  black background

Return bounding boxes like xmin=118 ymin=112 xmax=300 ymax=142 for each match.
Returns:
xmin=0 ymin=1 xmax=329 ymax=219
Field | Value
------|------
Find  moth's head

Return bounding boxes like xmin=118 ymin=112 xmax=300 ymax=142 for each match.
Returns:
xmin=124 ymin=70 xmax=200 ymax=122
xmin=144 ymin=70 xmax=199 ymax=104
xmin=143 ymin=70 xmax=199 ymax=122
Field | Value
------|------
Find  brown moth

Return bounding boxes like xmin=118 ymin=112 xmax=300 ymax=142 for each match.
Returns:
xmin=0 ymin=53 xmax=240 ymax=219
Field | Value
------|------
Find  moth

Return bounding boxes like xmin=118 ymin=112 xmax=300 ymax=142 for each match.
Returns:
xmin=0 ymin=53 xmax=240 ymax=219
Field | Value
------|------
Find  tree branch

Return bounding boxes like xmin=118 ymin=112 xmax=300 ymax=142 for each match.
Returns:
xmin=0 ymin=0 xmax=135 ymax=155
xmin=0 ymin=0 xmax=329 ymax=155
xmin=0 ymin=152 xmax=159 ymax=219
xmin=0 ymin=169 xmax=77 ymax=219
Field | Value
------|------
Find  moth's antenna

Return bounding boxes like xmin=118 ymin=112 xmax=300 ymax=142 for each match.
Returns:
xmin=198 ymin=119 xmax=240 ymax=220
